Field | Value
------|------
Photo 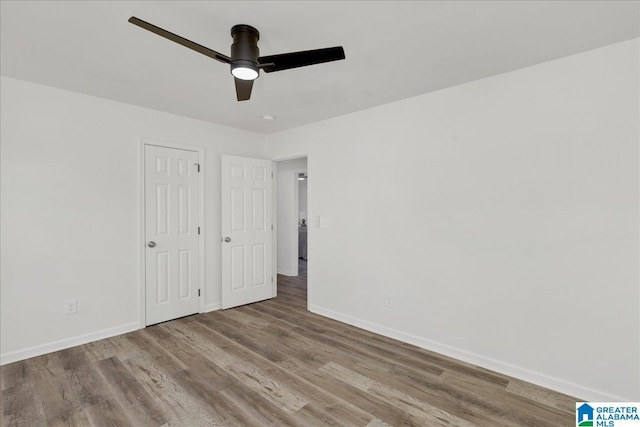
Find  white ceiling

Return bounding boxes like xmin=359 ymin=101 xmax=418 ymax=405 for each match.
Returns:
xmin=1 ymin=1 xmax=638 ymax=134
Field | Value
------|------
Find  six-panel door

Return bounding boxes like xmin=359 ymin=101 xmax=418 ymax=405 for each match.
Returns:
xmin=221 ymin=155 xmax=273 ymax=309
xmin=145 ymin=145 xmax=200 ymax=325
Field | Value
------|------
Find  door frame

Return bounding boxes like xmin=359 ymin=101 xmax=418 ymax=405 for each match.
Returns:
xmin=138 ymin=137 xmax=205 ymax=328
xmin=273 ymin=153 xmax=311 ymax=308
xmin=271 ymin=161 xmax=278 ymax=297
xmin=289 ymin=168 xmax=306 ymax=277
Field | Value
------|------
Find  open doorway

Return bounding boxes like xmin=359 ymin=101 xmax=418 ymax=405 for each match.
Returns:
xmin=276 ymin=157 xmax=308 ymax=305
xmin=296 ymin=170 xmax=308 ymax=286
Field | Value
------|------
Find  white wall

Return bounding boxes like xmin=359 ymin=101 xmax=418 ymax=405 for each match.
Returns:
xmin=266 ymin=39 xmax=639 ymax=401
xmin=276 ymin=157 xmax=307 ymax=276
xmin=0 ymin=76 xmax=266 ymax=363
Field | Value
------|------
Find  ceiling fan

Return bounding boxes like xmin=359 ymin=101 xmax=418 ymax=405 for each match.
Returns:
xmin=128 ymin=17 xmax=346 ymax=101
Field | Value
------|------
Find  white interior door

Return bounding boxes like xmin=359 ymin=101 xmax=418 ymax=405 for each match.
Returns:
xmin=221 ymin=155 xmax=274 ymax=309
xmin=145 ymin=145 xmax=200 ymax=325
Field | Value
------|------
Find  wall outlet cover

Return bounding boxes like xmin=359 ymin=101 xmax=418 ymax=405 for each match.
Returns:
xmin=64 ymin=299 xmax=77 ymax=314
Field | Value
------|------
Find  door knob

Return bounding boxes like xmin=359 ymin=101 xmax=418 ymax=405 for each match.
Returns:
xmin=147 ymin=241 xmax=156 ymax=248
xmin=224 ymin=237 xmax=231 ymax=242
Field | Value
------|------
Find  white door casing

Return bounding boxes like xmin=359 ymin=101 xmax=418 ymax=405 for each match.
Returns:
xmin=144 ymin=144 xmax=200 ymax=325
xmin=221 ymin=155 xmax=274 ymax=309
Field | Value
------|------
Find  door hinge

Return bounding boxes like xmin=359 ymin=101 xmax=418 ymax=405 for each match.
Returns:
xmin=271 ymin=171 xmax=273 ymax=178
xmin=198 ymin=289 xmax=201 ymax=297
xmin=198 ymin=226 xmax=201 ymax=235
xmin=195 ymin=163 xmax=200 ymax=172
xmin=271 ymin=277 xmax=274 ymax=283
xmin=271 ymin=224 xmax=273 ymax=230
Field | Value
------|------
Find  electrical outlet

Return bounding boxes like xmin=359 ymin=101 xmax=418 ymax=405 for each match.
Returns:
xmin=385 ymin=297 xmax=393 ymax=308
xmin=64 ymin=299 xmax=77 ymax=315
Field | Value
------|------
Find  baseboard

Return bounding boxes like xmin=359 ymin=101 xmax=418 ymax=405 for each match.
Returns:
xmin=308 ymin=304 xmax=627 ymax=402
xmin=204 ymin=302 xmax=222 ymax=313
xmin=0 ymin=322 xmax=139 ymax=366
xmin=2 ymin=303 xmax=223 ymax=365
xmin=277 ymin=269 xmax=296 ymax=276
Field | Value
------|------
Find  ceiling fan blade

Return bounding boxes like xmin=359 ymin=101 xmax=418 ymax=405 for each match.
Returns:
xmin=234 ymin=78 xmax=253 ymax=101
xmin=258 ymin=46 xmax=345 ymax=73
xmin=128 ymin=17 xmax=231 ymax=64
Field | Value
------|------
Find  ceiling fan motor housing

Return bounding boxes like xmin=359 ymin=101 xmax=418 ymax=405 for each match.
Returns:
xmin=231 ymin=25 xmax=260 ymax=76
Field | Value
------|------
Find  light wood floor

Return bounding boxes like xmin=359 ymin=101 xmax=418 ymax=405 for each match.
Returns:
xmin=1 ymin=260 xmax=577 ymax=426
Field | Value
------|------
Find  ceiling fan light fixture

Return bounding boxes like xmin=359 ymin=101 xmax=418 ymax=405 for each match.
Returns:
xmin=231 ymin=64 xmax=259 ymax=80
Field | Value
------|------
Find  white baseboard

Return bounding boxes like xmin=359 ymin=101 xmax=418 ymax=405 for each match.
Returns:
xmin=308 ymin=304 xmax=627 ymax=402
xmin=1 ymin=302 xmax=223 ymax=365
xmin=277 ymin=269 xmax=296 ymax=276
xmin=204 ymin=302 xmax=222 ymax=313
xmin=0 ymin=322 xmax=139 ymax=366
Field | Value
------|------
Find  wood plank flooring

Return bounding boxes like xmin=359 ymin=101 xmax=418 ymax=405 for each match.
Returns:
xmin=1 ymin=260 xmax=577 ymax=426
